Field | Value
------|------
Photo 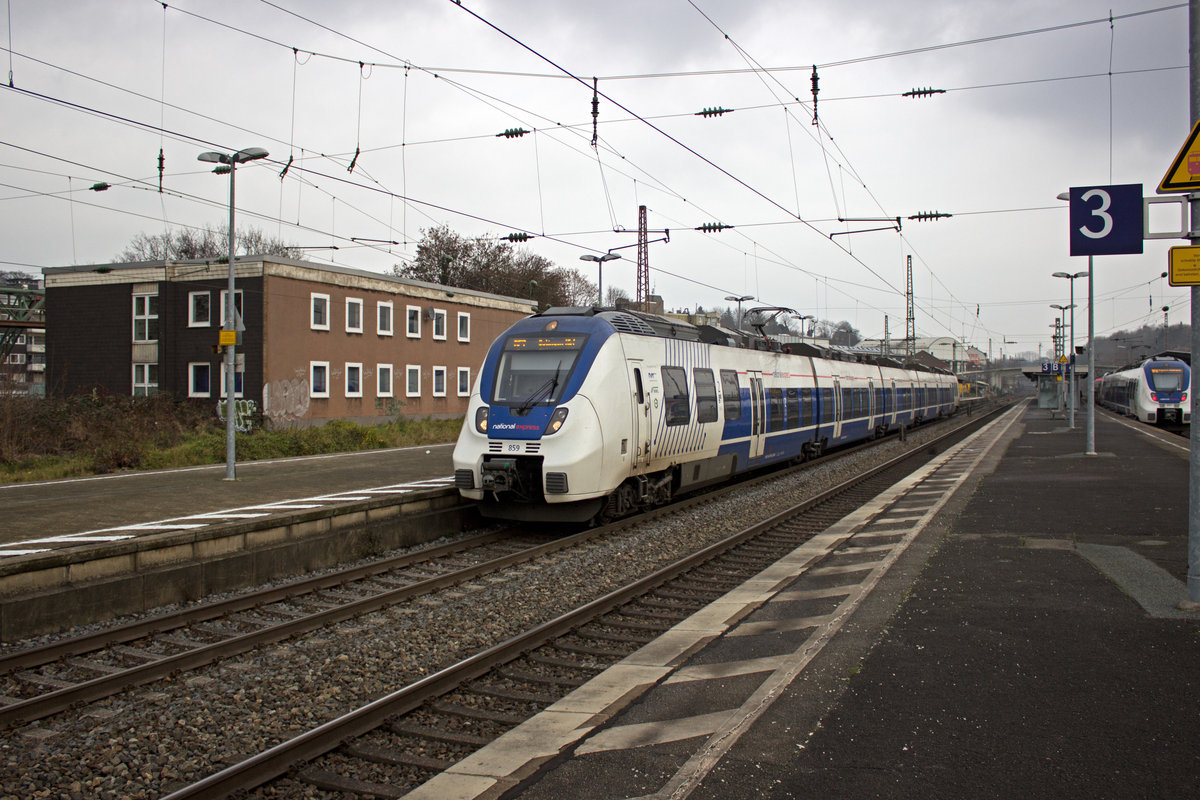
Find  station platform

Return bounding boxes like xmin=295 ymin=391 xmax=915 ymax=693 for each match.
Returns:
xmin=411 ymin=402 xmax=1200 ymax=800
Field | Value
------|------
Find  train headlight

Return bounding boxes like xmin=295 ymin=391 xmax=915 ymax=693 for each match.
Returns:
xmin=475 ymin=406 xmax=489 ymax=433
xmin=545 ymin=407 xmax=569 ymax=435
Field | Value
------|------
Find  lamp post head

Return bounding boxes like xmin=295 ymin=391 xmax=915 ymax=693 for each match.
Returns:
xmin=724 ymin=294 xmax=753 ymax=303
xmin=1052 ymin=271 xmax=1071 ymax=279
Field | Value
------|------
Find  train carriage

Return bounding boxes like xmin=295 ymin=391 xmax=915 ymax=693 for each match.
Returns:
xmin=1098 ymin=355 xmax=1190 ymax=425
xmin=453 ymin=307 xmax=958 ymax=522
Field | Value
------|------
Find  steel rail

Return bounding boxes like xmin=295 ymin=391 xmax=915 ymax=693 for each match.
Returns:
xmin=162 ymin=404 xmax=1007 ymax=800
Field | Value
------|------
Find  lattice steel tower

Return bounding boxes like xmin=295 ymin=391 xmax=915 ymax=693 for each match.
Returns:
xmin=905 ymin=255 xmax=915 ymax=357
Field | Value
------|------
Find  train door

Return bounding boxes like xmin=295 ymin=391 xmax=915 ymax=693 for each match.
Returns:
xmin=748 ymin=371 xmax=766 ymax=459
xmin=868 ymin=379 xmax=877 ymax=431
xmin=629 ymin=362 xmax=651 ymax=468
xmin=832 ymin=379 xmax=843 ymax=440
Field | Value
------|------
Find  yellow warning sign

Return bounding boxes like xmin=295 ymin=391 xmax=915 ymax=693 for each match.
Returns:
xmin=1158 ymin=119 xmax=1200 ymax=193
xmin=218 ymin=329 xmax=237 ymax=346
xmin=1168 ymin=246 xmax=1200 ymax=285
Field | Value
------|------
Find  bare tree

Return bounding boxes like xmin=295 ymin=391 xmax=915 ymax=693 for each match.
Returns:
xmin=396 ymin=224 xmax=592 ymax=308
xmin=114 ymin=224 xmax=299 ymax=262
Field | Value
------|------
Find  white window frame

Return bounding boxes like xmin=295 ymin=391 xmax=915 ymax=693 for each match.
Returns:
xmin=132 ymin=293 xmax=158 ymax=343
xmin=406 ymin=305 xmax=422 ymax=338
xmin=345 ymin=297 xmax=364 ymax=334
xmin=311 ymin=293 xmax=331 ymax=331
xmin=377 ymin=363 xmax=393 ymax=398
xmin=219 ymin=289 xmax=244 ymax=328
xmin=188 ymin=291 xmax=211 ymax=328
xmin=432 ymin=308 xmax=447 ymax=341
xmin=188 ymin=362 xmax=212 ymax=398
xmin=377 ymin=301 xmax=394 ymax=336
xmin=457 ymin=312 xmax=471 ymax=342
xmin=345 ymin=362 xmax=363 ymax=397
xmin=131 ymin=362 xmax=158 ymax=396
xmin=219 ymin=364 xmax=245 ymax=399
xmin=310 ymin=361 xmax=330 ymax=398
xmin=406 ymin=364 xmax=421 ymax=397
xmin=457 ymin=366 xmax=471 ymax=397
xmin=432 ymin=366 xmax=447 ymax=397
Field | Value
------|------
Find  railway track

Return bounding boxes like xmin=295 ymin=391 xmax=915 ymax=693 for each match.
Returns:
xmin=0 ymin=408 xmax=989 ymax=732
xmin=160 ymin=403 xmax=1009 ymax=799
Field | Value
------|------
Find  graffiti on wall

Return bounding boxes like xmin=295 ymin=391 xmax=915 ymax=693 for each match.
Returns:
xmin=263 ymin=378 xmax=311 ymax=424
xmin=217 ymin=398 xmax=258 ymax=433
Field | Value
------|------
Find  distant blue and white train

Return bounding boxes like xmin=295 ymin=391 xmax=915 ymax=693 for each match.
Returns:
xmin=1097 ymin=355 xmax=1190 ymax=425
xmin=452 ymin=307 xmax=959 ymax=522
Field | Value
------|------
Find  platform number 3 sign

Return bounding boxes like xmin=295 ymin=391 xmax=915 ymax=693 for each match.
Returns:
xmin=1068 ymin=184 xmax=1143 ymax=257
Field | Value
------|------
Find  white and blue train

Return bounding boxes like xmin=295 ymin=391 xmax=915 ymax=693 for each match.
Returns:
xmin=1097 ymin=355 xmax=1190 ymax=425
xmin=452 ymin=307 xmax=959 ymax=522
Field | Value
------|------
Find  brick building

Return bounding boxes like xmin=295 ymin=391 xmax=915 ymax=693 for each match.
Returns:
xmin=0 ymin=273 xmax=46 ymax=396
xmin=43 ymin=256 xmax=532 ymax=427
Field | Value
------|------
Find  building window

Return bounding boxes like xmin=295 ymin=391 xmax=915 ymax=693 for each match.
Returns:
xmin=189 ymin=292 xmax=211 ymax=327
xmin=311 ymin=293 xmax=330 ymax=331
xmin=457 ymin=366 xmax=471 ymax=396
xmin=432 ymin=309 xmax=447 ymax=340
xmin=5 ymin=353 xmax=25 ymax=365
xmin=377 ymin=363 xmax=393 ymax=397
xmin=457 ymin=312 xmax=470 ymax=342
xmin=377 ymin=302 xmax=394 ymax=336
xmin=219 ymin=365 xmax=244 ymax=398
xmin=310 ymin=361 xmax=330 ymax=398
xmin=346 ymin=298 xmax=363 ymax=333
xmin=346 ymin=362 xmax=363 ymax=397
xmin=406 ymin=305 xmax=421 ymax=338
xmin=132 ymin=293 xmax=158 ymax=342
xmin=189 ymin=362 xmax=211 ymax=397
xmin=219 ymin=289 xmax=243 ymax=327
xmin=406 ymin=365 xmax=421 ymax=397
xmin=433 ymin=366 xmax=447 ymax=397
xmin=132 ymin=363 xmax=158 ymax=396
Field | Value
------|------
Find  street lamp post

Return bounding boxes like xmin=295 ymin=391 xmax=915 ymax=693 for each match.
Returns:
xmin=794 ymin=314 xmax=814 ymax=343
xmin=724 ymin=294 xmax=754 ymax=333
xmin=197 ymin=147 xmax=269 ymax=481
xmin=1052 ymin=271 xmax=1088 ymax=428
xmin=579 ymin=253 xmax=619 ymax=306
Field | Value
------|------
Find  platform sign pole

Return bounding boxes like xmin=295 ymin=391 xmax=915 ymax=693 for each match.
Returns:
xmin=1188 ymin=0 xmax=1200 ymax=607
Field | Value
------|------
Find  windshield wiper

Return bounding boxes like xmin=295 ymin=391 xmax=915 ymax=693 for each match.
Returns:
xmin=515 ymin=362 xmax=562 ymax=415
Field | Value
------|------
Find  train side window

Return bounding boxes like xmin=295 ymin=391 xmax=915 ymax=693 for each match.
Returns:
xmin=800 ymin=388 xmax=814 ymax=426
xmin=720 ymin=370 xmax=742 ymax=420
xmin=768 ymin=388 xmax=784 ymax=430
xmin=662 ymin=366 xmax=690 ymax=426
xmin=842 ymin=388 xmax=853 ymax=419
xmin=821 ymin=388 xmax=834 ymax=423
xmin=634 ymin=368 xmax=644 ymax=405
xmin=695 ymin=368 xmax=718 ymax=423
xmin=786 ymin=388 xmax=800 ymax=429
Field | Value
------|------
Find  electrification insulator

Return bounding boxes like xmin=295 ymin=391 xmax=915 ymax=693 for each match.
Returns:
xmin=497 ymin=128 xmax=530 ymax=138
xmin=89 ymin=182 xmax=110 ymax=192
xmin=906 ymin=211 xmax=953 ymax=222
xmin=695 ymin=222 xmax=733 ymax=233
xmin=504 ymin=232 xmax=531 ymax=242
xmin=695 ymin=107 xmax=733 ymax=118
xmin=902 ymin=87 xmax=946 ymax=99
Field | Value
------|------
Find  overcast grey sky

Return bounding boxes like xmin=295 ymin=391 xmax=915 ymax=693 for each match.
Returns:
xmin=0 ymin=0 xmax=1192 ymax=358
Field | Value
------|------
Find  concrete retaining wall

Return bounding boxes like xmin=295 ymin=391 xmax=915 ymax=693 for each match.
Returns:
xmin=0 ymin=487 xmax=478 ymax=641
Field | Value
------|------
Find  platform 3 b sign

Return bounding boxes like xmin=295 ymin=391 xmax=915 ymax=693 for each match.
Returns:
xmin=1068 ymin=184 xmax=1144 ymax=257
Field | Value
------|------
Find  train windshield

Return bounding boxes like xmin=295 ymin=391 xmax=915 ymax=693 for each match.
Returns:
xmin=492 ymin=333 xmax=588 ymax=406
xmin=1148 ymin=366 xmax=1186 ymax=393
